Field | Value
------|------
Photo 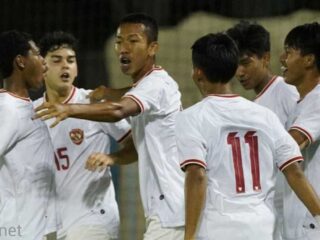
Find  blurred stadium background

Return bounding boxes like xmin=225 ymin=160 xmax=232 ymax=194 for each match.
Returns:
xmin=1 ymin=1 xmax=319 ymax=239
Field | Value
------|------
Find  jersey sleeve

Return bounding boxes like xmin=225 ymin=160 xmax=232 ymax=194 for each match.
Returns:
xmin=123 ymin=76 xmax=163 ymax=114
xmin=289 ymin=97 xmax=320 ymax=144
xmin=175 ymin=112 xmax=207 ymax=171
xmin=273 ymin=118 xmax=303 ymax=171
xmin=0 ymin=106 xmax=19 ymax=157
xmin=100 ymin=119 xmax=131 ymax=143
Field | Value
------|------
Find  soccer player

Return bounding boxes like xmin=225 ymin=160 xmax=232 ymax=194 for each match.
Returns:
xmin=226 ymin=21 xmax=298 ymax=128
xmin=175 ymin=32 xmax=320 ymax=240
xmin=227 ymin=21 xmax=299 ymax=239
xmin=280 ymin=22 xmax=320 ymax=240
xmin=35 ymin=13 xmax=185 ymax=240
xmin=34 ymin=31 xmax=136 ymax=240
xmin=0 ymin=30 xmax=56 ymax=240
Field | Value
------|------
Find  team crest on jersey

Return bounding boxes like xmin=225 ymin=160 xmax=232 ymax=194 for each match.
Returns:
xmin=69 ymin=128 xmax=84 ymax=145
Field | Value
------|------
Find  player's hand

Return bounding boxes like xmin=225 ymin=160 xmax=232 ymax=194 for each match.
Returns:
xmin=87 ymin=85 xmax=108 ymax=103
xmin=34 ymin=102 xmax=70 ymax=128
xmin=86 ymin=153 xmax=115 ymax=172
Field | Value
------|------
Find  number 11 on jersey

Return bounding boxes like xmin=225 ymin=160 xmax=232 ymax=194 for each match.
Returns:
xmin=227 ymin=131 xmax=261 ymax=194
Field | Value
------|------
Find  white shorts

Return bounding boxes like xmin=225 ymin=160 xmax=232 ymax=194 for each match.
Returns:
xmin=57 ymin=225 xmax=115 ymax=240
xmin=143 ymin=215 xmax=184 ymax=240
xmin=198 ymin=202 xmax=275 ymax=240
xmin=303 ymin=220 xmax=320 ymax=240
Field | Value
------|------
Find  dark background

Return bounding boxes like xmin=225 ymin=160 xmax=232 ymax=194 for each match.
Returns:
xmin=1 ymin=0 xmax=319 ymax=93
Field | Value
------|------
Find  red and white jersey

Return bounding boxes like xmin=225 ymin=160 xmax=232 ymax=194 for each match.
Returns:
xmin=0 ymin=90 xmax=55 ymax=240
xmin=254 ymin=76 xmax=299 ymax=128
xmin=176 ymin=95 xmax=303 ymax=238
xmin=123 ymin=67 xmax=184 ymax=227
xmin=284 ymin=84 xmax=320 ymax=238
xmin=34 ymin=87 xmax=131 ymax=239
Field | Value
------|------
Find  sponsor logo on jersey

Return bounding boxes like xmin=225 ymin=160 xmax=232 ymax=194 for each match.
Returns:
xmin=69 ymin=128 xmax=84 ymax=145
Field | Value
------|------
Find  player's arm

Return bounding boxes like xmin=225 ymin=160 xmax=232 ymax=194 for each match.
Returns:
xmin=282 ymin=162 xmax=320 ymax=216
xmin=289 ymin=129 xmax=310 ymax=150
xmin=85 ymin=134 xmax=138 ymax=171
xmin=184 ymin=164 xmax=207 ymax=240
xmin=34 ymin=97 xmax=140 ymax=127
xmin=88 ymin=85 xmax=132 ymax=102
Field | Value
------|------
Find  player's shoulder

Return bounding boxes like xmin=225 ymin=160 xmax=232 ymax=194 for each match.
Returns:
xmin=0 ymin=92 xmax=30 ymax=121
xmin=299 ymin=84 xmax=320 ymax=107
xmin=308 ymin=84 xmax=320 ymax=98
xmin=177 ymin=101 xmax=204 ymax=123
xmin=70 ymin=87 xmax=92 ymax=103
xmin=274 ymin=76 xmax=298 ymax=93
xmin=0 ymin=91 xmax=29 ymax=110
xmin=143 ymin=67 xmax=177 ymax=87
xmin=32 ymin=96 xmax=44 ymax=108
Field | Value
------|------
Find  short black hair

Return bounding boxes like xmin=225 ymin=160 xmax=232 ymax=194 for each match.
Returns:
xmin=119 ymin=13 xmax=158 ymax=43
xmin=226 ymin=21 xmax=270 ymax=58
xmin=285 ymin=22 xmax=320 ymax=71
xmin=39 ymin=31 xmax=77 ymax=57
xmin=0 ymin=30 xmax=32 ymax=79
xmin=192 ymin=33 xmax=239 ymax=83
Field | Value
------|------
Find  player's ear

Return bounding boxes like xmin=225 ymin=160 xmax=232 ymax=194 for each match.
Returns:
xmin=304 ymin=53 xmax=315 ymax=68
xmin=192 ymin=67 xmax=200 ymax=81
xmin=262 ymin=52 xmax=270 ymax=68
xmin=148 ymin=41 xmax=159 ymax=57
xmin=15 ymin=55 xmax=26 ymax=70
xmin=196 ymin=68 xmax=205 ymax=82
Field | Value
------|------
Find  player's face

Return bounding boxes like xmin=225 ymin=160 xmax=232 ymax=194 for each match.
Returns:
xmin=115 ymin=23 xmax=158 ymax=81
xmin=280 ymin=46 xmax=305 ymax=87
xmin=45 ymin=46 xmax=78 ymax=93
xmin=24 ymin=41 xmax=47 ymax=90
xmin=235 ymin=53 xmax=269 ymax=91
xmin=44 ymin=47 xmax=78 ymax=94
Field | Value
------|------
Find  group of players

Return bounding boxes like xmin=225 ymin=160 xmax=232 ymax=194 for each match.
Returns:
xmin=0 ymin=12 xmax=320 ymax=240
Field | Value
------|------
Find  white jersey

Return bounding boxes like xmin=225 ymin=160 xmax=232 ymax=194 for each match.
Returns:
xmin=254 ymin=76 xmax=299 ymax=128
xmin=253 ymin=76 xmax=299 ymax=240
xmin=33 ymin=87 xmax=131 ymax=239
xmin=0 ymin=90 xmax=55 ymax=240
xmin=123 ymin=67 xmax=184 ymax=227
xmin=283 ymin=84 xmax=320 ymax=239
xmin=176 ymin=94 xmax=303 ymax=240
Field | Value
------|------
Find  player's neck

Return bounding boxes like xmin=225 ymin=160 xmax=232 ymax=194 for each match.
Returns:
xmin=254 ymin=72 xmax=274 ymax=94
xmin=296 ymin=73 xmax=320 ymax=99
xmin=46 ymin=85 xmax=74 ymax=103
xmin=3 ymin=76 xmax=29 ymax=98
xmin=204 ymin=82 xmax=233 ymax=96
xmin=131 ymin=60 xmax=155 ymax=83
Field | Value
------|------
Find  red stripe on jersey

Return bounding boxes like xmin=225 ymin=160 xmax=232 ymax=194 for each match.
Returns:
xmin=117 ymin=129 xmax=132 ymax=143
xmin=207 ymin=94 xmax=239 ymax=98
xmin=279 ymin=156 xmax=304 ymax=171
xmin=63 ymin=86 xmax=76 ymax=104
xmin=132 ymin=66 xmax=163 ymax=87
xmin=180 ymin=159 xmax=207 ymax=171
xmin=254 ymin=76 xmax=277 ymax=100
xmin=43 ymin=86 xmax=76 ymax=104
xmin=123 ymin=95 xmax=144 ymax=113
xmin=290 ymin=126 xmax=313 ymax=144
xmin=0 ymin=90 xmax=30 ymax=102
